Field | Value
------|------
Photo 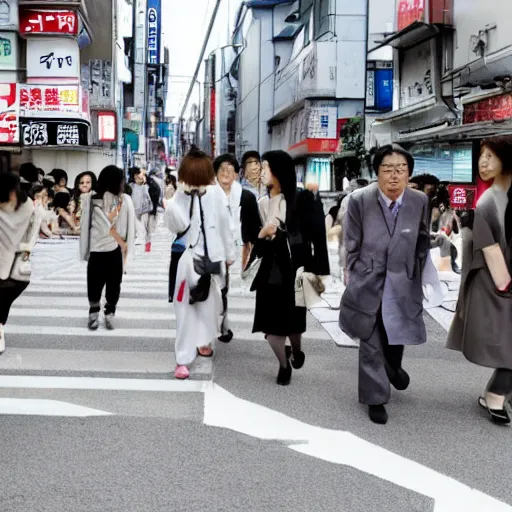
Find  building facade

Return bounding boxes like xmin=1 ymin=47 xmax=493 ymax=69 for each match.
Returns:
xmin=369 ymin=0 xmax=512 ymax=196
xmin=230 ymin=0 xmax=368 ymax=192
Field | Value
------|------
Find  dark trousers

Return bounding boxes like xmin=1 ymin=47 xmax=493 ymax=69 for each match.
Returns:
xmin=87 ymin=247 xmax=123 ymax=315
xmin=0 ymin=278 xmax=29 ymax=325
xmin=168 ymin=250 xmax=184 ymax=303
xmin=488 ymin=369 xmax=512 ymax=396
xmin=220 ymin=263 xmax=230 ymax=334
xmin=359 ymin=309 xmax=404 ymax=406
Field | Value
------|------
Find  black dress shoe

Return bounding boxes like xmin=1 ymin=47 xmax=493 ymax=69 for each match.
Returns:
xmin=291 ymin=351 xmax=305 ymax=369
xmin=386 ymin=365 xmax=410 ymax=391
xmin=276 ymin=363 xmax=292 ymax=386
xmin=368 ymin=405 xmax=388 ymax=424
xmin=218 ymin=330 xmax=234 ymax=343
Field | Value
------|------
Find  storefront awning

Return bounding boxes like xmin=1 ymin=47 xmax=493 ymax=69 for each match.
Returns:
xmin=397 ymin=120 xmax=512 ymax=144
xmin=372 ymin=21 xmax=439 ymax=51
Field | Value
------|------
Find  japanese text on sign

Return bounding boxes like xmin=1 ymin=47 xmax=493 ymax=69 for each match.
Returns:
xmin=397 ymin=0 xmax=425 ymax=31
xmin=57 ymin=124 xmax=79 ymax=145
xmin=19 ymin=85 xmax=80 ymax=115
xmin=22 ymin=122 xmax=48 ymax=146
xmin=448 ymin=185 xmax=477 ymax=210
xmin=20 ymin=10 xmax=78 ymax=35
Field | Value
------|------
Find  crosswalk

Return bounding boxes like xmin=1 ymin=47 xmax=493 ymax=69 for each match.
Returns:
xmin=1 ymin=224 xmax=335 ymax=383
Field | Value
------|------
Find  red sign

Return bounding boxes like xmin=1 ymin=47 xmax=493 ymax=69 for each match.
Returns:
xmin=20 ymin=10 xmax=78 ymax=36
xmin=0 ymin=84 xmax=19 ymax=144
xmin=210 ymin=89 xmax=216 ymax=156
xmin=463 ymin=94 xmax=512 ymax=124
xmin=18 ymin=85 xmax=80 ymax=116
xmin=448 ymin=185 xmax=477 ymax=210
xmin=397 ymin=0 xmax=426 ymax=31
xmin=288 ymin=138 xmax=338 ymax=157
xmin=98 ymin=112 xmax=116 ymax=142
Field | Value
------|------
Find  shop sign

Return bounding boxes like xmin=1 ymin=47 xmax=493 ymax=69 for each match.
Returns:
xmin=98 ymin=111 xmax=116 ymax=142
xmin=308 ymin=104 xmax=338 ymax=140
xmin=448 ymin=185 xmax=477 ymax=210
xmin=463 ymin=94 xmax=512 ymax=124
xmin=147 ymin=0 xmax=161 ymax=64
xmin=26 ymin=38 xmax=80 ymax=79
xmin=397 ymin=0 xmax=425 ymax=31
xmin=0 ymin=0 xmax=19 ymax=30
xmin=0 ymin=83 xmax=19 ymax=144
xmin=0 ymin=32 xmax=18 ymax=70
xmin=20 ymin=119 xmax=88 ymax=146
xmin=20 ymin=9 xmax=78 ymax=35
xmin=19 ymin=85 xmax=80 ymax=116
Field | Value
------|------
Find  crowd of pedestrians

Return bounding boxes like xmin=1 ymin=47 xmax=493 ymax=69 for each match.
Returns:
xmin=1 ymin=137 xmax=512 ymax=428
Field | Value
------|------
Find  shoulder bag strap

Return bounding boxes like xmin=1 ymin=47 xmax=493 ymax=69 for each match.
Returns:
xmin=197 ymin=194 xmax=210 ymax=258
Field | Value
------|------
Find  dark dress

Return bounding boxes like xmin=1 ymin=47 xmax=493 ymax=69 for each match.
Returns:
xmin=252 ymin=189 xmax=329 ymax=336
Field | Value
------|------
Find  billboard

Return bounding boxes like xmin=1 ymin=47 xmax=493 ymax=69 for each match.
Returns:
xmin=19 ymin=84 xmax=81 ymax=116
xmin=20 ymin=9 xmax=78 ymax=35
xmin=397 ymin=0 xmax=425 ymax=31
xmin=26 ymin=38 xmax=80 ymax=80
xmin=147 ymin=0 xmax=161 ymax=65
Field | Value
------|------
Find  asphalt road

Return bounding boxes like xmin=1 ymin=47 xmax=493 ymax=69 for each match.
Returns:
xmin=0 ymin=228 xmax=510 ymax=512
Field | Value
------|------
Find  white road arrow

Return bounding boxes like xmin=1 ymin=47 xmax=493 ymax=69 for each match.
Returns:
xmin=204 ymin=385 xmax=512 ymax=512
xmin=0 ymin=398 xmax=113 ymax=417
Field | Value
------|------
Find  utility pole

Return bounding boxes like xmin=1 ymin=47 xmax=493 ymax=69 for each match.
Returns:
xmin=179 ymin=0 xmax=222 ymax=125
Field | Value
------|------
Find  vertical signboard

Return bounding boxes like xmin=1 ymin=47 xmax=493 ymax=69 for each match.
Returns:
xmin=0 ymin=83 xmax=19 ymax=144
xmin=397 ymin=0 xmax=426 ymax=31
xmin=147 ymin=0 xmax=161 ymax=65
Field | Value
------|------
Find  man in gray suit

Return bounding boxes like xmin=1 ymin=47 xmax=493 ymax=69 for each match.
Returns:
xmin=339 ymin=144 xmax=430 ymax=424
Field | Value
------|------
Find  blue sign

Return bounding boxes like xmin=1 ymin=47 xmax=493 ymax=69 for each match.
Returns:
xmin=320 ymin=115 xmax=329 ymax=129
xmin=147 ymin=0 xmax=161 ymax=65
xmin=375 ymin=69 xmax=393 ymax=111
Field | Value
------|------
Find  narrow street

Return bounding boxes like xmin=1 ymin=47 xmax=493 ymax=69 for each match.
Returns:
xmin=0 ymin=228 xmax=511 ymax=512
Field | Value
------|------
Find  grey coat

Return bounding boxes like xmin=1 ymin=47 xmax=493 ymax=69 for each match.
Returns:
xmin=447 ymin=185 xmax=512 ymax=369
xmin=339 ymin=183 xmax=430 ymax=345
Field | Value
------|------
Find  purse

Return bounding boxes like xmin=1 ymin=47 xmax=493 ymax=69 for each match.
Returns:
xmin=10 ymin=213 xmax=36 ymax=282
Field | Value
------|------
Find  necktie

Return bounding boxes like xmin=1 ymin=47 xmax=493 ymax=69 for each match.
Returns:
xmin=389 ymin=201 xmax=399 ymax=219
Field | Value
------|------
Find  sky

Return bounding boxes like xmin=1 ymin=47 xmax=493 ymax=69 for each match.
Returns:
xmin=161 ymin=0 xmax=241 ymax=119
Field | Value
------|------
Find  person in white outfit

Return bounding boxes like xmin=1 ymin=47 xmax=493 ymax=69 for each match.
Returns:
xmin=164 ymin=150 xmax=235 ymax=380
xmin=213 ymin=153 xmax=261 ymax=343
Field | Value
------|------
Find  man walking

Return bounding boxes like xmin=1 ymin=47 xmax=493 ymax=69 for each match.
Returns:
xmin=339 ymin=144 xmax=430 ymax=424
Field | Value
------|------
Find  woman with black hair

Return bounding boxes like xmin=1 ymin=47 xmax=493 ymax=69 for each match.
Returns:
xmin=251 ymin=150 xmax=329 ymax=385
xmin=79 ymin=165 xmax=135 ymax=331
xmin=53 ymin=192 xmax=79 ymax=235
xmin=48 ymin=169 xmax=70 ymax=194
xmin=73 ymin=171 xmax=97 ymax=224
xmin=0 ymin=172 xmax=40 ymax=354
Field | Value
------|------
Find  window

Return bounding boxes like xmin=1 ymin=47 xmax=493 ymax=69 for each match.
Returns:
xmin=314 ymin=0 xmax=330 ymax=40
xmin=306 ymin=157 xmax=331 ymax=191
xmin=303 ymin=19 xmax=311 ymax=47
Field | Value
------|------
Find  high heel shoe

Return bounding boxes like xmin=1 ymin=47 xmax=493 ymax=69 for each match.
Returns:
xmin=276 ymin=362 xmax=292 ymax=386
xmin=478 ymin=396 xmax=511 ymax=425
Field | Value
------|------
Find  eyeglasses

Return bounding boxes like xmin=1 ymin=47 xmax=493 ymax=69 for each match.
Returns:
xmin=380 ymin=164 xmax=408 ymax=175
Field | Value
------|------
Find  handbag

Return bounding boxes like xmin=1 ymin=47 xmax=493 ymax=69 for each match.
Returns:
xmin=10 ymin=212 xmax=36 ymax=282
xmin=295 ymin=266 xmax=326 ymax=309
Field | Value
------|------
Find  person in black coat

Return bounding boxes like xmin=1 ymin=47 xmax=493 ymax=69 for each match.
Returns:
xmin=251 ymin=150 xmax=330 ymax=385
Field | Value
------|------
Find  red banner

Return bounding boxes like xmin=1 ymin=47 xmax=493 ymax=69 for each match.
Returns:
xmin=397 ymin=0 xmax=426 ymax=31
xmin=0 ymin=84 xmax=19 ymax=144
xmin=448 ymin=185 xmax=477 ymax=210
xmin=20 ymin=10 xmax=78 ymax=36
xmin=463 ymin=94 xmax=512 ymax=124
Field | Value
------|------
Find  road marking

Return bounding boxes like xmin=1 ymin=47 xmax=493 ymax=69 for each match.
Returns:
xmin=0 ymin=375 xmax=211 ymax=392
xmin=0 ymin=398 xmax=112 ymax=417
xmin=4 ymin=324 xmax=332 ymax=341
xmin=204 ymin=385 xmax=512 ymax=512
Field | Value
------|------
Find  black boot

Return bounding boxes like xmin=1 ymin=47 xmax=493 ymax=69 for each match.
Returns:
xmin=276 ymin=363 xmax=292 ymax=386
xmin=368 ymin=405 xmax=388 ymax=424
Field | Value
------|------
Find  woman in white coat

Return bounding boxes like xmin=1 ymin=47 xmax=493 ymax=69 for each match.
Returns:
xmin=165 ymin=150 xmax=235 ymax=380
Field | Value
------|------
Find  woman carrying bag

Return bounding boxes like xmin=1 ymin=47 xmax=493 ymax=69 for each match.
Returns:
xmin=80 ymin=166 xmax=135 ymax=331
xmin=0 ymin=172 xmax=40 ymax=353
xmin=164 ymin=150 xmax=235 ymax=380
xmin=251 ymin=150 xmax=330 ymax=385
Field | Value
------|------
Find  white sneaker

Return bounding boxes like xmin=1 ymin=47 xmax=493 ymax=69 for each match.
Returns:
xmin=0 ymin=324 xmax=5 ymax=354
